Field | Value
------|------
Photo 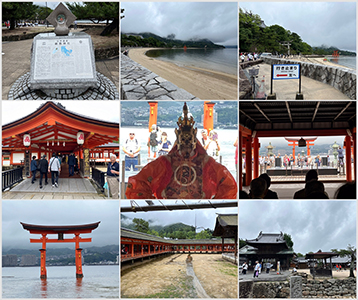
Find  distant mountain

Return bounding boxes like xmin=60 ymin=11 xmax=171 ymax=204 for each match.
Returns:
xmin=312 ymin=46 xmax=356 ymax=56
xmin=3 ymin=245 xmax=119 ymax=257
xmin=121 ymin=32 xmax=225 ymax=49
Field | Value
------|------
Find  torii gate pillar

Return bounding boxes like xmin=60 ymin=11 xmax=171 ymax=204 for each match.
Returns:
xmin=203 ymin=102 xmax=215 ymax=133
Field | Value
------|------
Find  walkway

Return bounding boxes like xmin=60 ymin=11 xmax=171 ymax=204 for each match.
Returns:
xmin=10 ymin=178 xmax=97 ymax=193
xmin=240 ymin=270 xmax=290 ymax=282
xmin=243 ymin=63 xmax=350 ymax=100
xmin=2 ymin=191 xmax=105 ymax=199
xmin=2 ymin=37 xmax=119 ymax=99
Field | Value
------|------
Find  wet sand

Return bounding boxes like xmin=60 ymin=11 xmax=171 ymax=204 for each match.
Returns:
xmin=121 ymin=253 xmax=238 ymax=298
xmin=128 ymin=48 xmax=238 ymax=100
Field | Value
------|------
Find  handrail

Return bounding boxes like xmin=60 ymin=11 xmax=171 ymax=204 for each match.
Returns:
xmin=91 ymin=167 xmax=106 ymax=192
xmin=2 ymin=167 xmax=24 ymax=191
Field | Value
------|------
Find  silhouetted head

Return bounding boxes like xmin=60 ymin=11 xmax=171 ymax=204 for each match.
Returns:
xmin=305 ymin=170 xmax=318 ymax=182
xmin=259 ymin=173 xmax=271 ymax=188
xmin=335 ymin=182 xmax=356 ymax=199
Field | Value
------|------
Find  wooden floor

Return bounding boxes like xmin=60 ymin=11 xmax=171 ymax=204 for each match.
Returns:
xmin=8 ymin=178 xmax=97 ymax=193
xmin=2 ymin=191 xmax=106 ymax=199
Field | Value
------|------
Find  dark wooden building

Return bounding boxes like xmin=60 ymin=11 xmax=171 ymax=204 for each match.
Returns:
xmin=240 ymin=231 xmax=294 ymax=270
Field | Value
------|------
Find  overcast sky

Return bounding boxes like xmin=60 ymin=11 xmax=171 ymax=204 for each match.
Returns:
xmin=240 ymin=2 xmax=356 ymax=52
xmin=121 ymin=2 xmax=238 ymax=46
xmin=240 ymin=200 xmax=356 ymax=254
xmin=121 ymin=200 xmax=238 ymax=231
xmin=2 ymin=200 xmax=119 ymax=251
xmin=2 ymin=101 xmax=119 ymax=125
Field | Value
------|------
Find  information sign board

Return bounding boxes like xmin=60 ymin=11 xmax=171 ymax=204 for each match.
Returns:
xmin=272 ymin=64 xmax=300 ymax=80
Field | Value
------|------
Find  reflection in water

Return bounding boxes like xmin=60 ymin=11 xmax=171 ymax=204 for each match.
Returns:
xmin=145 ymin=48 xmax=237 ymax=75
xmin=76 ymin=277 xmax=83 ymax=294
xmin=40 ymin=278 xmax=47 ymax=298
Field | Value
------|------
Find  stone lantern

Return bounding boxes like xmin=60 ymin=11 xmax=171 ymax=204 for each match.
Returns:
xmin=266 ymin=142 xmax=274 ymax=157
xmin=331 ymin=141 xmax=339 ymax=164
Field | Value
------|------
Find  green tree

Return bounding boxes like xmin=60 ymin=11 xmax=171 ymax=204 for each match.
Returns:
xmin=66 ymin=2 xmax=119 ymax=36
xmin=283 ymin=233 xmax=294 ymax=250
xmin=36 ymin=6 xmax=53 ymax=21
xmin=331 ymin=245 xmax=356 ymax=278
xmin=132 ymin=218 xmax=149 ymax=233
xmin=3 ymin=2 xmax=39 ymax=30
xmin=195 ymin=229 xmax=212 ymax=240
xmin=239 ymin=239 xmax=247 ymax=249
xmin=296 ymin=253 xmax=304 ymax=257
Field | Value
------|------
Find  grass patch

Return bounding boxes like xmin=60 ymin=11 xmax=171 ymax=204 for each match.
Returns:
xmin=217 ymin=260 xmax=238 ymax=277
xmin=122 ymin=276 xmax=196 ymax=298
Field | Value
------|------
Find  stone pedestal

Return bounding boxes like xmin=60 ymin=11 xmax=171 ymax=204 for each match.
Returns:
xmin=290 ymin=275 xmax=302 ymax=298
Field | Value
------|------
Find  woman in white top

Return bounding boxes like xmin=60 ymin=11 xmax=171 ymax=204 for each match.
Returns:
xmin=205 ymin=131 xmax=220 ymax=162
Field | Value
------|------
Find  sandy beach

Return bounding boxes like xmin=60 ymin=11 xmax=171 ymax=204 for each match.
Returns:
xmin=128 ymin=48 xmax=238 ymax=100
xmin=289 ymin=56 xmax=354 ymax=69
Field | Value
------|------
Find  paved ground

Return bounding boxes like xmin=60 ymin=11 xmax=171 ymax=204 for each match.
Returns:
xmin=240 ymin=270 xmax=290 ymax=282
xmin=2 ymin=191 xmax=106 ymax=199
xmin=9 ymin=178 xmax=97 ymax=193
xmin=242 ymin=182 xmax=343 ymax=199
xmin=2 ymin=36 xmax=118 ymax=99
xmin=243 ymin=63 xmax=351 ymax=100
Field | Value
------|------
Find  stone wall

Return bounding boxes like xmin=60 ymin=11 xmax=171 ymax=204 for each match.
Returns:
xmin=95 ymin=46 xmax=119 ymax=60
xmin=262 ymin=57 xmax=356 ymax=99
xmin=121 ymin=53 xmax=198 ymax=100
xmin=239 ymin=276 xmax=356 ymax=298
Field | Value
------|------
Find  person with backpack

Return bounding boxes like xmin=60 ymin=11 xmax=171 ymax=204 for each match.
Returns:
xmin=31 ymin=156 xmax=38 ymax=184
xmin=123 ymin=132 xmax=141 ymax=171
xmin=48 ymin=153 xmax=61 ymax=188
xmin=38 ymin=155 xmax=49 ymax=189
xmin=158 ymin=132 xmax=172 ymax=156
xmin=148 ymin=124 xmax=160 ymax=158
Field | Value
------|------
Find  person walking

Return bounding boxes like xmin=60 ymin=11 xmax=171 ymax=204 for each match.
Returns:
xmin=242 ymin=262 xmax=248 ymax=275
xmin=38 ymin=155 xmax=49 ymax=189
xmin=49 ymin=153 xmax=61 ymax=188
xmin=31 ymin=156 xmax=38 ymax=184
xmin=107 ymin=153 xmax=119 ymax=198
xmin=68 ymin=153 xmax=76 ymax=177
xmin=253 ymin=261 xmax=260 ymax=278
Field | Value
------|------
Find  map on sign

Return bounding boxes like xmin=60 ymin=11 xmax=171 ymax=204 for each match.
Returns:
xmin=33 ymin=38 xmax=93 ymax=80
xmin=272 ymin=64 xmax=300 ymax=80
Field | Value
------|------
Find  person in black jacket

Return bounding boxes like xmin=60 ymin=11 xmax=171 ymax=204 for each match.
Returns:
xmin=68 ymin=153 xmax=76 ymax=176
xmin=38 ymin=155 xmax=49 ymax=189
xmin=259 ymin=173 xmax=279 ymax=199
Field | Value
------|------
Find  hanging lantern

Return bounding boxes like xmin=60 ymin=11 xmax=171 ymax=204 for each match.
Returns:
xmin=77 ymin=131 xmax=84 ymax=145
xmin=47 ymin=141 xmax=49 ymax=146
xmin=23 ymin=134 xmax=31 ymax=147
xmin=52 ymin=141 xmax=54 ymax=146
xmin=57 ymin=141 xmax=59 ymax=146
xmin=63 ymin=142 xmax=65 ymax=147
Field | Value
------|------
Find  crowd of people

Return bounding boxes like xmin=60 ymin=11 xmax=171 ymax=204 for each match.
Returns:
xmin=30 ymin=152 xmax=119 ymax=198
xmin=122 ymin=125 xmax=229 ymax=171
xmin=240 ymin=170 xmax=356 ymax=199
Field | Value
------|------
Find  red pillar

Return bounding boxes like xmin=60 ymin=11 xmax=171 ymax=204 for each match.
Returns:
xmin=203 ymin=102 xmax=215 ymax=133
xmin=40 ymin=234 xmax=47 ymax=279
xmin=75 ymin=233 xmax=83 ymax=278
xmin=253 ymin=137 xmax=259 ymax=179
xmin=245 ymin=135 xmax=252 ymax=186
xmin=239 ymin=131 xmax=243 ymax=190
xmin=131 ymin=243 xmax=134 ymax=257
xmin=345 ymin=135 xmax=352 ymax=182
xmin=353 ymin=132 xmax=356 ymax=181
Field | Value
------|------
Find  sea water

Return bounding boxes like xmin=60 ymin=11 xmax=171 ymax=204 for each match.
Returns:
xmin=328 ymin=56 xmax=356 ymax=69
xmin=146 ymin=48 xmax=238 ymax=76
xmin=2 ymin=265 xmax=119 ymax=298
xmin=121 ymin=127 xmax=238 ymax=182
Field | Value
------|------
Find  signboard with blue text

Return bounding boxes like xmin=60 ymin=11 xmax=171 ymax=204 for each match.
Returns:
xmin=273 ymin=64 xmax=300 ymax=80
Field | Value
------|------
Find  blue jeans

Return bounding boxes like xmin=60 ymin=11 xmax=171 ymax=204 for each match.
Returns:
xmin=69 ymin=165 xmax=74 ymax=176
xmin=31 ymin=170 xmax=37 ymax=183
xmin=125 ymin=156 xmax=138 ymax=171
xmin=39 ymin=172 xmax=48 ymax=186
xmin=51 ymin=171 xmax=59 ymax=185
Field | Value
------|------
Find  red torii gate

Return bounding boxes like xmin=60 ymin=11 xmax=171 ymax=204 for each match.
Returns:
xmin=285 ymin=137 xmax=317 ymax=158
xmin=21 ymin=222 xmax=100 ymax=279
xmin=239 ymin=125 xmax=356 ymax=188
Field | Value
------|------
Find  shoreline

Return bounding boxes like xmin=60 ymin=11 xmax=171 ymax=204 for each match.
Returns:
xmin=128 ymin=48 xmax=238 ymax=100
xmin=288 ymin=56 xmax=355 ymax=70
